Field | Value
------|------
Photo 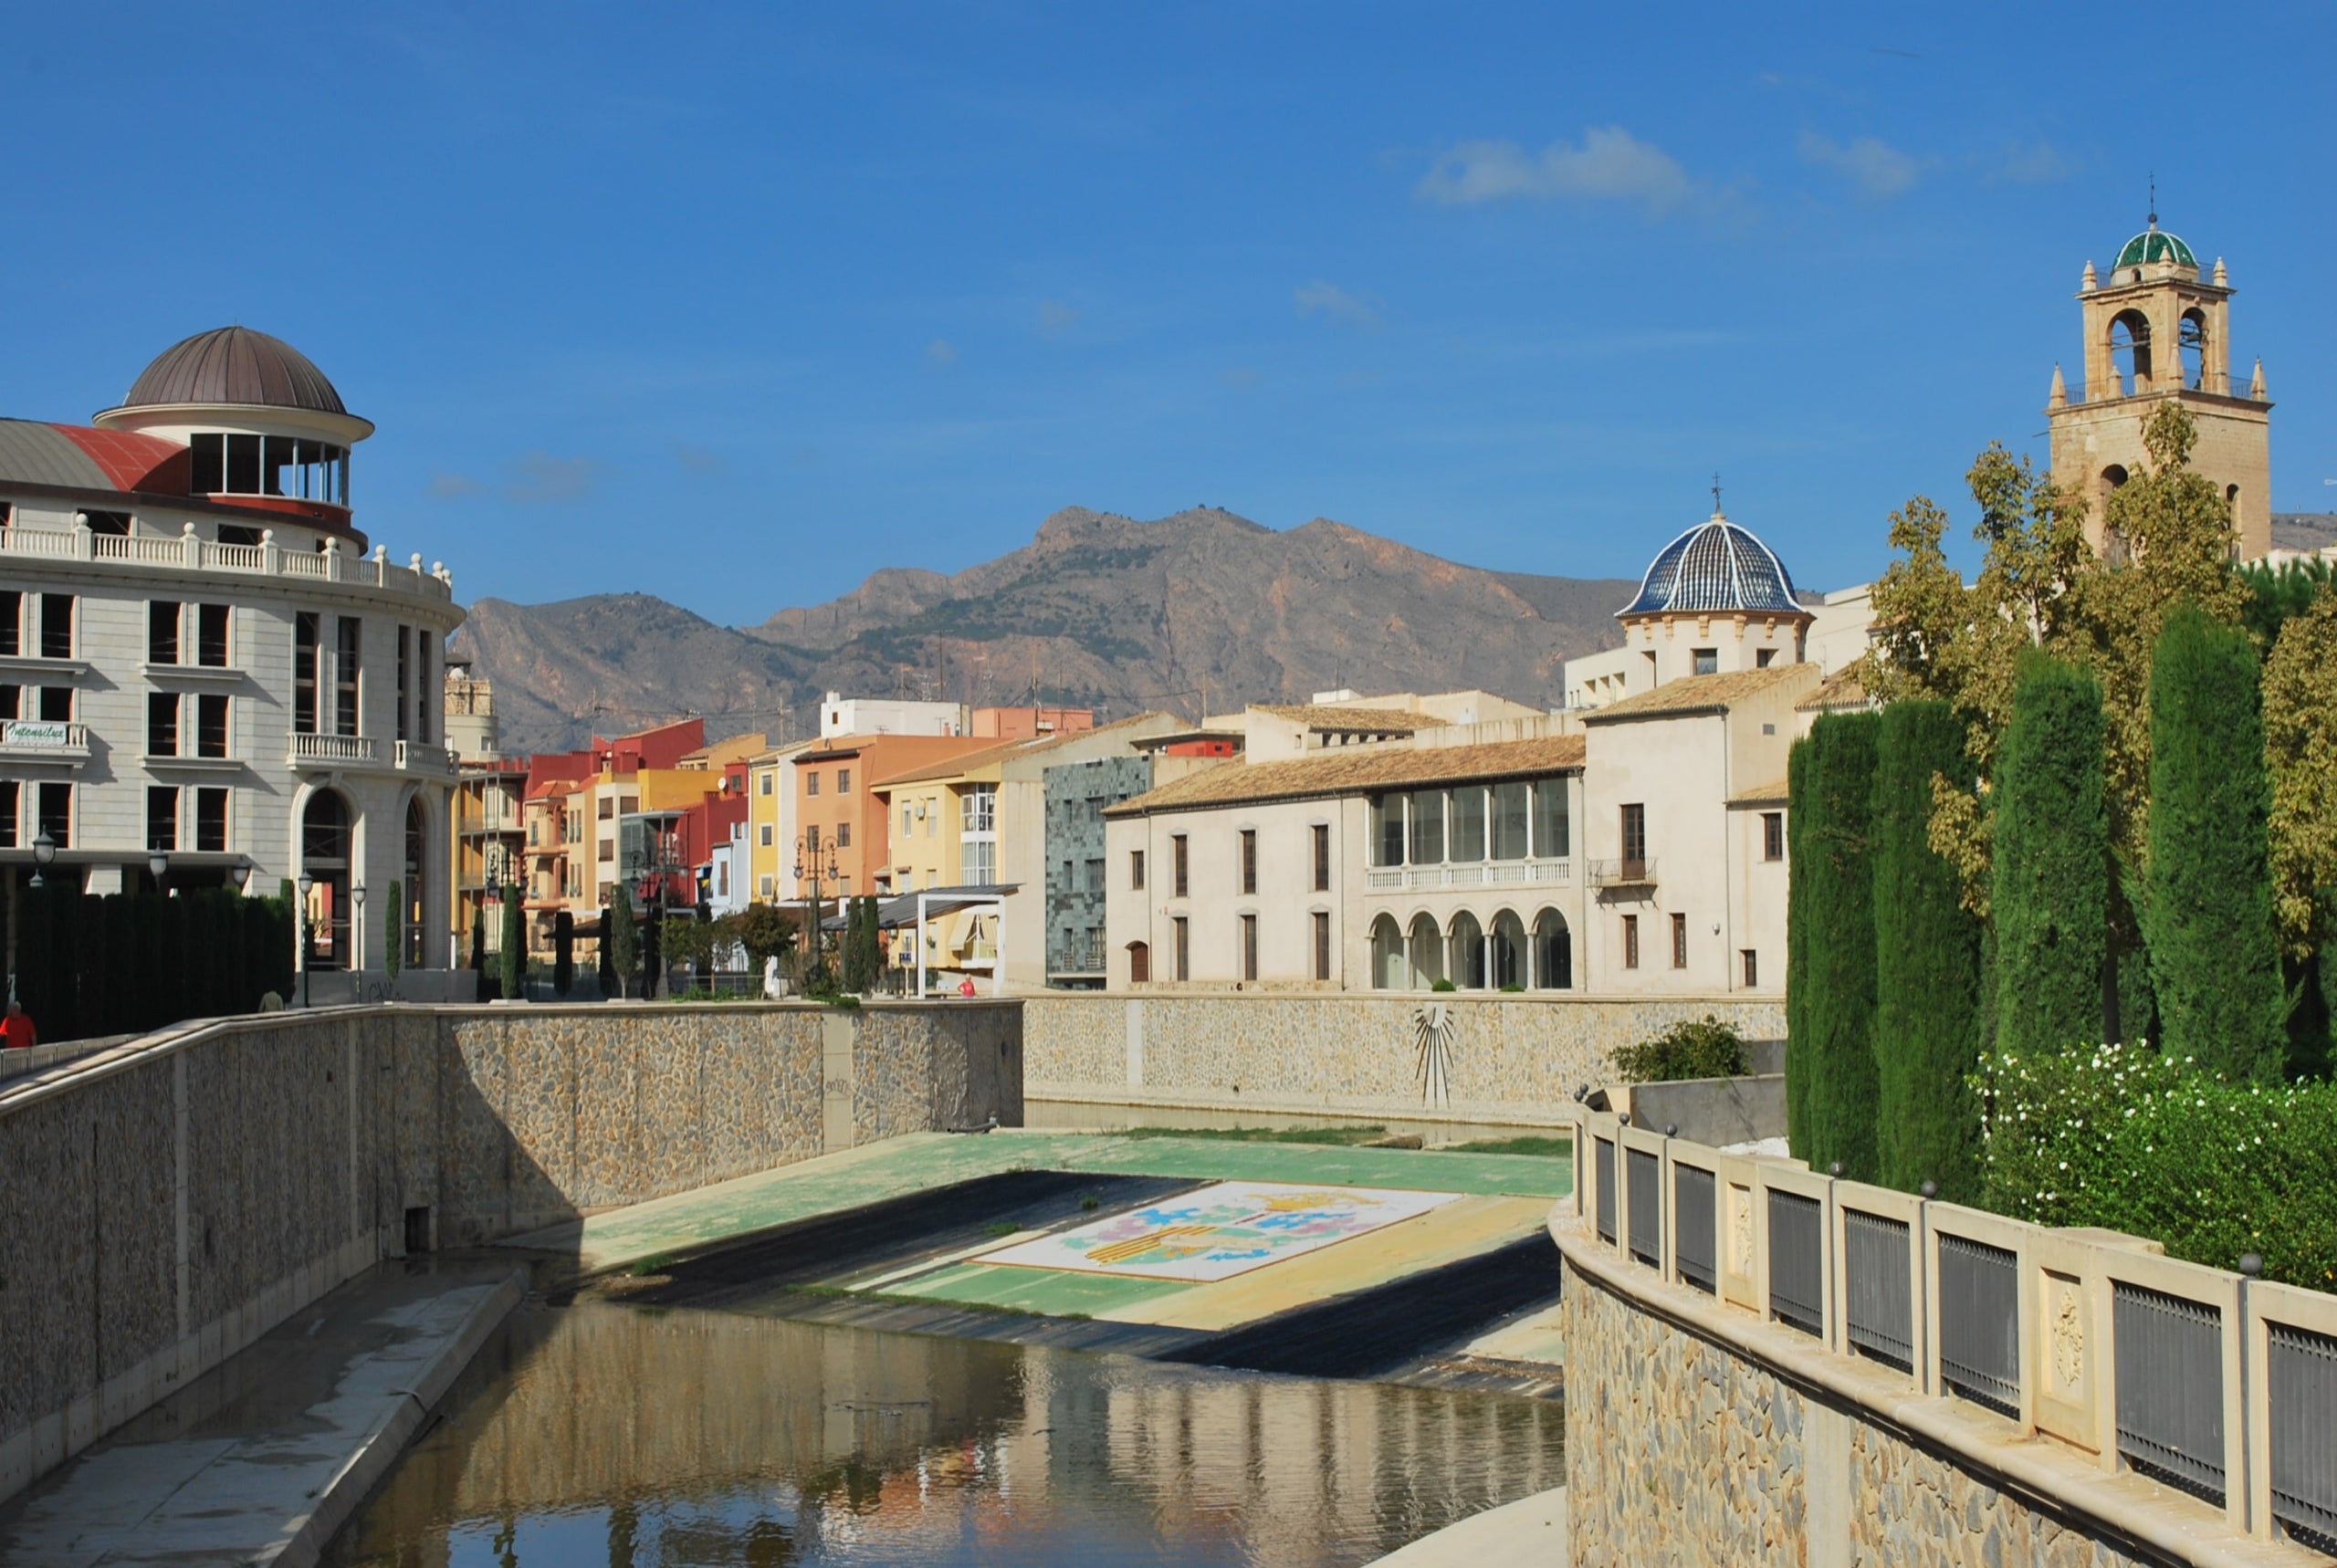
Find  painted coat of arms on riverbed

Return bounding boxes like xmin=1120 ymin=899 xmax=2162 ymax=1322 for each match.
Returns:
xmin=977 ymin=1181 xmax=1462 ymax=1281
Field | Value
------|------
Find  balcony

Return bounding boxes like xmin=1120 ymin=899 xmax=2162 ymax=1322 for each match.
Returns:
xmin=396 ymin=740 xmax=454 ymax=774
xmin=288 ymin=733 xmax=381 ymax=768
xmin=1588 ymin=857 xmax=1659 ymax=889
xmin=0 ymin=523 xmax=456 ymax=602
xmin=0 ymin=720 xmax=90 ymax=765
xmin=1365 ymin=859 xmax=1574 ymax=893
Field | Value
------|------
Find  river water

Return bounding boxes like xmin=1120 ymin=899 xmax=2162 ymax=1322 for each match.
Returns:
xmin=323 ymin=1300 xmax=1563 ymax=1567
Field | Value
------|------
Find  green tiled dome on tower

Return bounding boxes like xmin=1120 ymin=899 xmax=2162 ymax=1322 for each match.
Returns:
xmin=2113 ymin=222 xmax=2197 ymax=271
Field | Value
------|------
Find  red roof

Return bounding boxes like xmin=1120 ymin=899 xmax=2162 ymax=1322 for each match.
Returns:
xmin=51 ymin=424 xmax=191 ymax=492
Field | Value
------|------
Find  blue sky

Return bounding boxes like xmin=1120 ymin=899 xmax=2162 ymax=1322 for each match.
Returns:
xmin=5 ymin=4 xmax=2333 ymax=625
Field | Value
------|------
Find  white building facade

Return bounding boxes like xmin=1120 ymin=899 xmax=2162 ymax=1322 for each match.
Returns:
xmin=0 ymin=326 xmax=464 ymax=973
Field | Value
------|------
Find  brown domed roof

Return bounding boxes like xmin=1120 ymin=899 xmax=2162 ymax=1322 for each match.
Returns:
xmin=122 ymin=326 xmax=348 ymax=414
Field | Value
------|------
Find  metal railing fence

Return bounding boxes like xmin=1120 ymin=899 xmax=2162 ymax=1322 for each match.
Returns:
xmin=2113 ymin=1282 xmax=2227 ymax=1506
xmin=1626 ymin=1147 xmax=1661 ymax=1268
xmin=1593 ymin=1137 xmax=1616 ymax=1244
xmin=1673 ymin=1163 xmax=1716 ymax=1295
xmin=2269 ymin=1322 xmax=2337 ymax=1552
xmin=1767 ymin=1190 xmax=1824 ymax=1338
xmin=1843 ymin=1209 xmax=1913 ymax=1372
xmin=1936 ymin=1234 xmax=2021 ymax=1417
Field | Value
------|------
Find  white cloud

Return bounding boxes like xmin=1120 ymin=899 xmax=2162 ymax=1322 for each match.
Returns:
xmin=1036 ymin=300 xmax=1076 ymax=338
xmin=1294 ymin=279 xmax=1381 ymax=329
xmin=502 ymin=453 xmax=600 ymax=505
xmin=427 ymin=471 xmax=482 ymax=499
xmin=1798 ymin=131 xmax=1922 ymax=198
xmin=1416 ymin=127 xmax=1703 ymax=215
xmin=926 ymin=338 xmax=959 ymax=368
xmin=1988 ymin=141 xmax=2073 ymax=185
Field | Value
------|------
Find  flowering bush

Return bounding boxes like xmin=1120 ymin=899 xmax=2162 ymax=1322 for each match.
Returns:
xmin=1974 ymin=1041 xmax=2337 ymax=1291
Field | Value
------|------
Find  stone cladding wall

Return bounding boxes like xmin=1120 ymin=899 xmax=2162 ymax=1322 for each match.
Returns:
xmin=1563 ymin=1256 xmax=2154 ymax=1568
xmin=0 ymin=999 xmax=1018 ymax=1507
xmin=1023 ymin=993 xmax=1786 ymax=1122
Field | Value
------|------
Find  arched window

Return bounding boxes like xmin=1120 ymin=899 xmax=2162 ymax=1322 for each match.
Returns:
xmin=404 ymin=799 xmax=426 ymax=968
xmin=1533 ymin=909 xmax=1573 ymax=989
xmin=1127 ymin=941 xmax=1149 ymax=984
xmin=2110 ymin=309 xmax=2152 ymax=392
xmin=1449 ymin=910 xmax=1487 ymax=989
xmin=1370 ymin=915 xmax=1405 ymax=989
xmin=2101 ymin=465 xmax=2133 ymax=565
xmin=301 ymin=790 xmax=353 ymax=970
xmin=1407 ymin=913 xmax=1444 ymax=988
xmin=1489 ymin=910 xmax=1526 ymax=989
xmin=2180 ymin=308 xmax=2208 ymax=389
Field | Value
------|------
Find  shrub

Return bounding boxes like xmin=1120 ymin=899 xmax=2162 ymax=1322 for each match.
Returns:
xmin=1429 ymin=977 xmax=1456 ymax=993
xmin=1611 ymin=1015 xmax=1749 ymax=1083
xmin=1975 ymin=1040 xmax=2337 ymax=1291
xmin=1992 ymin=653 xmax=2109 ymax=1053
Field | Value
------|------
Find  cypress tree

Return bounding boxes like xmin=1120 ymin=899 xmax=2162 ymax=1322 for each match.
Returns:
xmin=1871 ymin=700 xmax=1984 ymax=1198
xmin=384 ymin=878 xmax=403 ymax=979
xmin=2146 ymin=602 xmax=2286 ymax=1080
xmin=1787 ymin=710 xmax=1882 ymax=1179
xmin=1992 ymin=653 xmax=2109 ymax=1055
xmin=608 ymin=885 xmax=638 ymax=998
xmin=1786 ymin=737 xmax=1815 ymax=1158
xmin=863 ymin=895 xmax=885 ymax=990
xmin=498 ymin=883 xmax=525 ymax=1002
xmin=553 ymin=910 xmax=575 ymax=998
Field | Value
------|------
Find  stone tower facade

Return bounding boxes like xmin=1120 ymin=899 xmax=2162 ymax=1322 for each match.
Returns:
xmin=2046 ymin=217 xmax=2272 ymax=560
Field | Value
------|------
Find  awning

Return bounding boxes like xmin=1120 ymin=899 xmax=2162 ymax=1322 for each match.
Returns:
xmin=823 ymin=884 xmax=1022 ymax=932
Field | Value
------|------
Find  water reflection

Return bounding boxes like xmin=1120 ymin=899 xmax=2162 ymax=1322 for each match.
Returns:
xmin=324 ymin=1301 xmax=1561 ymax=1567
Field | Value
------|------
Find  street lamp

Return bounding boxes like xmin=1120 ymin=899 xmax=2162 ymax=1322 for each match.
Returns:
xmin=231 ymin=857 xmax=252 ymax=893
xmin=147 ymin=850 xmax=168 ymax=892
xmin=351 ymin=883 xmax=366 ymax=976
xmin=296 ymin=872 xmax=314 ymax=1009
xmin=29 ymin=831 xmax=54 ymax=890
xmin=792 ymin=833 xmax=842 ymax=989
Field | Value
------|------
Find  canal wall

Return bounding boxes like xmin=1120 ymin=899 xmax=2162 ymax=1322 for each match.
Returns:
xmin=1022 ymin=992 xmax=1786 ymax=1124
xmin=1557 ymin=1103 xmax=2337 ymax=1566
xmin=0 ymin=999 xmax=1021 ymax=1507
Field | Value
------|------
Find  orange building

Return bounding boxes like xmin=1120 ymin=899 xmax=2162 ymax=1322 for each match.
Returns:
xmin=791 ymin=733 xmax=994 ymax=898
xmin=970 ymin=706 xmax=1095 ymax=741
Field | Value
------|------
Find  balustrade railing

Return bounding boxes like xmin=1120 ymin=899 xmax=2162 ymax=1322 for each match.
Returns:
xmin=0 ymin=525 xmax=454 ymax=601
xmin=1364 ymin=858 xmax=1573 ymax=893
xmin=1565 ymin=1103 xmax=2337 ymax=1549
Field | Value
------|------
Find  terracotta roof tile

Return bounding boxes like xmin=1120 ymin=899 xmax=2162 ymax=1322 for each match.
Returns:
xmin=1250 ymin=703 xmax=1428 ymax=731
xmin=1794 ymin=666 xmax=1871 ymax=712
xmin=1107 ymin=734 xmax=1586 ymax=816
xmin=1729 ymin=777 xmax=1791 ymax=806
xmin=870 ymin=711 xmax=1180 ymax=788
xmin=1580 ymin=663 xmax=1817 ymax=723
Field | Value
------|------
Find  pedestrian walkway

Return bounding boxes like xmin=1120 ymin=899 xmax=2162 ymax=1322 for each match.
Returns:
xmin=0 ymin=1262 xmax=524 ymax=1568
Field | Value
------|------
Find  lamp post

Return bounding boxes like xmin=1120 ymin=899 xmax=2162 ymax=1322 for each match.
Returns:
xmin=29 ymin=831 xmax=54 ymax=891
xmin=351 ymin=883 xmax=366 ymax=977
xmin=296 ymin=872 xmax=313 ymax=1009
xmin=792 ymin=833 xmax=841 ymax=990
xmin=147 ymin=850 xmax=168 ymax=894
xmin=231 ymin=857 xmax=252 ymax=894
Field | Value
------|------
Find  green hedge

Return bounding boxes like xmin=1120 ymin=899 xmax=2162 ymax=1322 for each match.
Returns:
xmin=12 ymin=879 xmax=294 ymax=1043
xmin=1992 ymin=653 xmax=2109 ymax=1054
xmin=1975 ymin=1041 xmax=2337 ymax=1291
xmin=1786 ymin=710 xmax=1881 ymax=1178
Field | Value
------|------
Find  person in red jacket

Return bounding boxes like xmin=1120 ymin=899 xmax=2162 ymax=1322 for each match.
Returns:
xmin=1 ymin=1000 xmax=35 ymax=1051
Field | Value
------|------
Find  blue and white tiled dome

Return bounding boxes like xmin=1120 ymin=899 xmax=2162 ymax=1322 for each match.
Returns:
xmin=1619 ymin=512 xmax=1802 ymax=618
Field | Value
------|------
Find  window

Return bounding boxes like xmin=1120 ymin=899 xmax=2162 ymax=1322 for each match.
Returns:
xmin=294 ymin=612 xmax=319 ymax=735
xmin=1062 ymin=859 xmax=1074 ymax=889
xmin=0 ymin=592 xmax=16 ymax=655
xmin=39 ymin=594 xmax=72 ymax=660
xmin=335 ymin=617 xmax=360 ymax=736
xmin=1312 ymin=822 xmax=1331 ymax=891
xmin=191 ymin=432 xmax=348 ymax=503
xmin=1492 ymin=782 xmax=1530 ymax=861
xmin=1451 ymin=787 xmax=1486 ymax=862
xmin=759 ymin=771 xmax=772 ymax=797
xmin=1742 ymin=948 xmax=1759 ymax=988
xmin=147 ymin=787 xmax=178 ymax=852
xmin=396 ymin=625 xmax=412 ymax=741
xmin=1692 ymin=647 xmax=1718 ymax=676
xmin=760 ymin=824 xmax=774 ymax=847
xmin=37 ymin=686 xmax=69 ymax=722
xmin=414 ymin=634 xmax=432 ymax=744
xmin=0 ymin=780 xmax=15 ymax=846
xmin=759 ymin=874 xmax=775 ymax=897
xmin=1409 ymin=788 xmax=1445 ymax=864
xmin=1762 ymin=811 xmax=1784 ymax=862
xmin=808 ymin=771 xmax=821 ymax=797
xmin=1620 ymin=803 xmax=1647 ymax=873
xmin=620 ymin=796 xmax=637 ymax=814
xmin=964 ymin=838 xmax=996 ymax=884
xmin=1173 ymin=916 xmax=1189 ymax=980
xmin=902 ymin=804 xmax=914 ymax=837
xmin=1241 ymin=914 xmax=1259 ymax=981
xmin=1755 ymin=647 xmax=1776 ymax=668
xmin=150 ymin=601 xmax=181 ymax=664
xmin=148 ymin=692 xmax=180 ymax=757
xmin=598 ymin=797 xmax=614 ymax=820
xmin=1371 ymin=794 xmax=1405 ymax=867
xmin=1240 ymin=829 xmax=1257 ymax=894
xmin=598 ymin=840 xmax=614 ymax=862
xmin=1085 ymin=858 xmax=1105 ymax=893
xmin=37 ymin=780 xmax=69 ymax=848
xmin=836 ymin=821 xmax=852 ymax=849
xmin=838 ymin=768 xmax=852 ymax=792
xmin=1172 ymin=834 xmax=1189 ymax=897
xmin=1535 ymin=779 xmax=1569 ymax=858
xmin=1314 ymin=911 xmax=1331 ymax=981
xmin=1130 ymin=849 xmax=1145 ymax=890
xmin=0 ymin=685 xmax=14 ymax=719
xmin=1622 ymin=914 xmax=1640 ymax=969
xmin=806 ymin=823 xmax=821 ymax=852
xmin=1672 ymin=912 xmax=1688 ymax=969
xmin=197 ymin=603 xmax=229 ymax=667
xmin=961 ymin=785 xmax=996 ymax=833
xmin=197 ymin=694 xmax=228 ymax=758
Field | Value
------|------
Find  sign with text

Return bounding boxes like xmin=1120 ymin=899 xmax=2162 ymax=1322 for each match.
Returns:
xmin=2 ymin=720 xmax=72 ymax=747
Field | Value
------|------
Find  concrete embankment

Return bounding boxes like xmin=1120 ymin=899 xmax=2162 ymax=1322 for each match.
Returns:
xmin=0 ymin=1262 xmax=524 ymax=1567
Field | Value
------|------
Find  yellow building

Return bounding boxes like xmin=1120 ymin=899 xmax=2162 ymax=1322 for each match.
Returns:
xmin=746 ymin=739 xmax=817 ymax=904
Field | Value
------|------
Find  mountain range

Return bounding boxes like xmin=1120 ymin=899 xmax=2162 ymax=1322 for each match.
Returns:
xmin=449 ymin=506 xmax=1644 ymax=755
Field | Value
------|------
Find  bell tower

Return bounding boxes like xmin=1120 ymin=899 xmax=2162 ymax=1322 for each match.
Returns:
xmin=2046 ymin=213 xmax=2272 ymax=560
